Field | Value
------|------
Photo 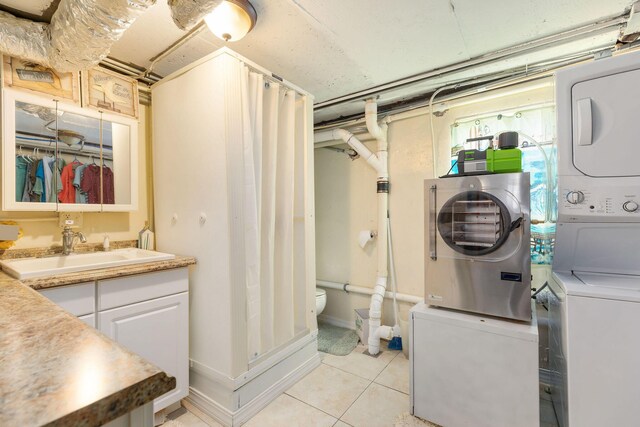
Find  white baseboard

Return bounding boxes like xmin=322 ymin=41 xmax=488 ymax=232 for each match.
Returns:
xmin=184 ymin=342 xmax=321 ymax=427
xmin=317 ymin=313 xmax=355 ymax=330
xmin=233 ymin=353 xmax=320 ymax=425
xmin=185 ymin=388 xmax=233 ymax=426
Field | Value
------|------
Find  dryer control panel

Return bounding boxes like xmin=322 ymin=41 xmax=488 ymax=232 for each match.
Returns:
xmin=559 ymin=176 xmax=640 ymax=222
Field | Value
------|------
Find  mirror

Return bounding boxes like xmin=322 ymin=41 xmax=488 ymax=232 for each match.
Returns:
xmin=102 ymin=119 xmax=132 ymax=206
xmin=55 ymin=108 xmax=102 ymax=207
xmin=5 ymin=89 xmax=137 ymax=212
xmin=14 ymin=100 xmax=58 ymax=205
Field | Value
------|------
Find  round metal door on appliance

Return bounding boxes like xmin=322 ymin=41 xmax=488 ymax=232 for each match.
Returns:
xmin=437 ymin=190 xmax=523 ymax=256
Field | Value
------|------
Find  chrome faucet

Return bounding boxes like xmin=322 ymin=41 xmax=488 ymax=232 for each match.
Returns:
xmin=62 ymin=226 xmax=87 ymax=255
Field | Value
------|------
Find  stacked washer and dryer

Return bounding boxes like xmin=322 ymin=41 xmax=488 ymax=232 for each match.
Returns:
xmin=550 ymin=51 xmax=640 ymax=426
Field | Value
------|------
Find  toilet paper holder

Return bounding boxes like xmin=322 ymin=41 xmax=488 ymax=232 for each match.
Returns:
xmin=358 ymin=230 xmax=377 ymax=249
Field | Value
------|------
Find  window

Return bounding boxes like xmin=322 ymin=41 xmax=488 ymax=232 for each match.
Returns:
xmin=449 ymin=105 xmax=556 ymax=264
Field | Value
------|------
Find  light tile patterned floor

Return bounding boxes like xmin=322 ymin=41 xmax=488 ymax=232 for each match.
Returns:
xmin=165 ymin=342 xmax=559 ymax=427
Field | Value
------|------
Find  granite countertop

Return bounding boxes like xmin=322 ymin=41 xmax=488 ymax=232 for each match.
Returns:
xmin=0 ymin=250 xmax=197 ymax=426
xmin=0 ymin=279 xmax=174 ymax=426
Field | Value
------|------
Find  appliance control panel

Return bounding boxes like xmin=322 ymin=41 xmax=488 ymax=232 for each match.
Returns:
xmin=559 ymin=176 xmax=640 ymax=222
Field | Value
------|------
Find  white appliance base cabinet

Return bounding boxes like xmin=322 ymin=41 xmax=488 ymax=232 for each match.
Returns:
xmin=99 ymin=291 xmax=189 ymax=412
xmin=410 ymin=303 xmax=539 ymax=427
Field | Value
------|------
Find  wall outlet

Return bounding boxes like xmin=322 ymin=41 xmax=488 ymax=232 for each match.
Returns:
xmin=58 ymin=212 xmax=84 ymax=228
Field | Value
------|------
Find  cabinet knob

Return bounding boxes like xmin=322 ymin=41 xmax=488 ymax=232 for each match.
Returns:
xmin=199 ymin=213 xmax=207 ymax=225
xmin=171 ymin=213 xmax=178 ymax=224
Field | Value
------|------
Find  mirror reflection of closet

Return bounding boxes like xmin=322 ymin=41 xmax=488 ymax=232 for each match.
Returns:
xmin=55 ymin=107 xmax=102 ymax=210
xmin=4 ymin=88 xmax=138 ymax=212
xmin=14 ymin=98 xmax=60 ymax=209
xmin=101 ymin=117 xmax=132 ymax=209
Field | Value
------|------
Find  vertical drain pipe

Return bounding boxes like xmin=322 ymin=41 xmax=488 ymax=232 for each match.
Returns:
xmin=313 ymin=100 xmax=393 ymax=355
xmin=364 ymin=100 xmax=392 ymax=355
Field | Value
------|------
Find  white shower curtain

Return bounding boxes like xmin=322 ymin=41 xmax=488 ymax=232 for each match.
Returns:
xmin=240 ymin=65 xmax=297 ymax=360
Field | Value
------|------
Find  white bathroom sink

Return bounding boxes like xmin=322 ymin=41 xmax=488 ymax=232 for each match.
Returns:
xmin=0 ymin=248 xmax=176 ymax=280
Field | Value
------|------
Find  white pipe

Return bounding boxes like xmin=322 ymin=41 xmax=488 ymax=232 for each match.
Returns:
xmin=364 ymin=100 xmax=392 ymax=355
xmin=429 ymin=84 xmax=459 ymax=176
xmin=365 ymin=100 xmax=386 ymax=144
xmin=375 ymin=325 xmax=394 ymax=341
xmin=314 ymin=79 xmax=555 ymax=149
xmin=319 ymin=100 xmax=393 ymax=355
xmin=316 ymin=280 xmax=423 ymax=304
xmin=323 ymin=128 xmax=383 ymax=174
xmin=387 ymin=217 xmax=400 ymax=328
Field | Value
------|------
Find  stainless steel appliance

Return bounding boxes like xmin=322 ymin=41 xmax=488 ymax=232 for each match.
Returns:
xmin=424 ymin=172 xmax=531 ymax=321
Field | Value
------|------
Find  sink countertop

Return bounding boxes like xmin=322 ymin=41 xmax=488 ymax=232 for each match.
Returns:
xmin=22 ymin=255 xmax=196 ymax=290
xmin=0 ymin=253 xmax=197 ymax=425
xmin=0 ymin=278 xmax=174 ymax=426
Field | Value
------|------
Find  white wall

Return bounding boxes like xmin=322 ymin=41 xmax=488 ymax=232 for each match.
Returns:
xmin=315 ymin=81 xmax=554 ymax=327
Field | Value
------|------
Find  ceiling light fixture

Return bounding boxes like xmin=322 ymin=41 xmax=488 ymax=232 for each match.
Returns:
xmin=204 ymin=0 xmax=257 ymax=42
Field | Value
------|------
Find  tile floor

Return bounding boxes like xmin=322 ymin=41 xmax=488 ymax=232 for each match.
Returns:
xmin=164 ymin=342 xmax=559 ymax=427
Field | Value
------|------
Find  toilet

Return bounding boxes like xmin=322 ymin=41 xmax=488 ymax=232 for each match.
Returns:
xmin=315 ymin=288 xmax=327 ymax=315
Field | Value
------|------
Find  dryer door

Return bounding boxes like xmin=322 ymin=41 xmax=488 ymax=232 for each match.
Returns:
xmin=571 ymin=68 xmax=640 ymax=177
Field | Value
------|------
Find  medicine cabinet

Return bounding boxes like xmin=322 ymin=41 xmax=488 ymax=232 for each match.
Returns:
xmin=2 ymin=88 xmax=138 ymax=212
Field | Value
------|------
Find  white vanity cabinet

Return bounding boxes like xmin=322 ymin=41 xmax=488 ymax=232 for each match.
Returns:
xmin=36 ymin=268 xmax=189 ymax=412
xmin=39 ymin=281 xmax=95 ymax=326
xmin=97 ymin=269 xmax=189 ymax=412
xmin=1 ymin=87 xmax=138 ymax=212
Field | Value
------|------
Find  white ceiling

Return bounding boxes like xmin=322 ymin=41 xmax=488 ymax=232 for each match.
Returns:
xmin=0 ymin=0 xmax=634 ymax=121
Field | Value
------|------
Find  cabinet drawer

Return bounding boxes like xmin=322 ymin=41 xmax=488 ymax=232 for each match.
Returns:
xmin=98 ymin=268 xmax=188 ymax=310
xmin=39 ymin=282 xmax=95 ymax=316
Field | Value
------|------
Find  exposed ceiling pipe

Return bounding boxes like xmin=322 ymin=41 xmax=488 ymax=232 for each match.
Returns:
xmin=313 ymin=13 xmax=628 ymax=110
xmin=0 ymin=0 xmax=223 ymax=73
xmin=313 ymin=44 xmax=615 ymax=131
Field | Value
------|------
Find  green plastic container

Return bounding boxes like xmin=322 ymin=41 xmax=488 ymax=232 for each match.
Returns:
xmin=486 ymin=147 xmax=522 ymax=173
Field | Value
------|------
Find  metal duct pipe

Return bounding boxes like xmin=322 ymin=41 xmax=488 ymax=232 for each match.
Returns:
xmin=0 ymin=0 xmax=155 ymax=72
xmin=49 ymin=0 xmax=155 ymax=71
xmin=0 ymin=0 xmax=224 ymax=73
xmin=168 ymin=0 xmax=223 ymax=30
xmin=0 ymin=12 xmax=49 ymax=65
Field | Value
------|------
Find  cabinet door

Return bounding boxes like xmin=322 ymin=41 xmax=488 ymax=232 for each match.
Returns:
xmin=99 ymin=292 xmax=188 ymax=412
xmin=39 ymin=281 xmax=95 ymax=316
xmin=78 ymin=313 xmax=95 ymax=328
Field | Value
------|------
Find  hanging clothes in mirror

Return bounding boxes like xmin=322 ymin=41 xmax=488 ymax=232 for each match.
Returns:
xmin=59 ymin=159 xmax=83 ymax=204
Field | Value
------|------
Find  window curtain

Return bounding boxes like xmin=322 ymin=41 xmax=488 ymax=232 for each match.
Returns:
xmin=240 ymin=65 xmax=297 ymax=360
